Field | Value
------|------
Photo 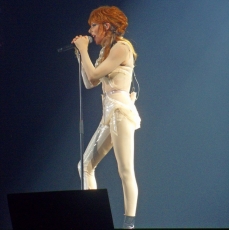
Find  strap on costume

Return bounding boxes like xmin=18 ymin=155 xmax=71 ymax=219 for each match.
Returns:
xmin=131 ymin=70 xmax=140 ymax=100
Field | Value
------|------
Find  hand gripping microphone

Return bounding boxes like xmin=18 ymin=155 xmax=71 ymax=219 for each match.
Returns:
xmin=57 ymin=36 xmax=93 ymax=53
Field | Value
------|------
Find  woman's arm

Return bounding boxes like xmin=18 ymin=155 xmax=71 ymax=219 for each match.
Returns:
xmin=75 ymin=49 xmax=100 ymax=89
xmin=73 ymin=36 xmax=129 ymax=81
xmin=81 ymin=66 xmax=100 ymax=89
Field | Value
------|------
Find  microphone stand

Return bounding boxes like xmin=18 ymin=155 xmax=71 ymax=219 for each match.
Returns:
xmin=78 ymin=52 xmax=84 ymax=190
xmin=57 ymin=44 xmax=86 ymax=190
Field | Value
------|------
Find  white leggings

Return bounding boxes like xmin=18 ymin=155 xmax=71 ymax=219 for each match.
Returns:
xmin=78 ymin=113 xmax=138 ymax=216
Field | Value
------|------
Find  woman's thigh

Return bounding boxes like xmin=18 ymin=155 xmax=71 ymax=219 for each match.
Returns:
xmin=110 ymin=112 xmax=135 ymax=171
xmin=83 ymin=123 xmax=113 ymax=168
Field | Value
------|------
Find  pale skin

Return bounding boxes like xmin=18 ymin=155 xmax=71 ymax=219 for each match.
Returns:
xmin=71 ymin=23 xmax=132 ymax=88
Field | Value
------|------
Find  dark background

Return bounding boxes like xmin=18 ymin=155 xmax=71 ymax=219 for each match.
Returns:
xmin=1 ymin=0 xmax=229 ymax=229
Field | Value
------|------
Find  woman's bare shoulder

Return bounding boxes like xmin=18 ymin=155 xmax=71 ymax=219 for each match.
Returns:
xmin=111 ymin=41 xmax=130 ymax=55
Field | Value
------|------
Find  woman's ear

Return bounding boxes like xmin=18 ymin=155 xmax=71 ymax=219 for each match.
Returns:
xmin=104 ymin=23 xmax=110 ymax=30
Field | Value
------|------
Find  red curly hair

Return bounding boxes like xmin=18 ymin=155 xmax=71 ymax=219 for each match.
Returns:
xmin=88 ymin=6 xmax=137 ymax=61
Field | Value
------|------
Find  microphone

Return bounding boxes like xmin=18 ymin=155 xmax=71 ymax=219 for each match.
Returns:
xmin=57 ymin=36 xmax=93 ymax=53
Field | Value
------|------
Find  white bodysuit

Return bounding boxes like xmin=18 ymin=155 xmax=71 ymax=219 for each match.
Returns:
xmin=78 ymin=41 xmax=140 ymax=216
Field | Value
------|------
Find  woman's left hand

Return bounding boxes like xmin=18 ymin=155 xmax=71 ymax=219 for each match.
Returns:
xmin=71 ymin=35 xmax=89 ymax=52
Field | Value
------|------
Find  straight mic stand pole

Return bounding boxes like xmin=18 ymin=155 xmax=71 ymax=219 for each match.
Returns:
xmin=78 ymin=52 xmax=84 ymax=190
xmin=57 ymin=45 xmax=85 ymax=190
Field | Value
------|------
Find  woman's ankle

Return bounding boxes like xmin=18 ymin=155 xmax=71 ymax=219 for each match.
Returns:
xmin=123 ymin=215 xmax=135 ymax=229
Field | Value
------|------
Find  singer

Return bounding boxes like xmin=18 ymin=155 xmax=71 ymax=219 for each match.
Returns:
xmin=72 ymin=6 xmax=141 ymax=229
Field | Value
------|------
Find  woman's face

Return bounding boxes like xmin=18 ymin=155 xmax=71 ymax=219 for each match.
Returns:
xmin=88 ymin=22 xmax=105 ymax=45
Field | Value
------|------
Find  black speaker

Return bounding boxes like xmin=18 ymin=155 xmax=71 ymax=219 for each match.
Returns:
xmin=7 ymin=189 xmax=114 ymax=230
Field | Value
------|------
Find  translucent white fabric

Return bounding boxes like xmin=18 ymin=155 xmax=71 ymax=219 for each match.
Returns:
xmin=102 ymin=90 xmax=140 ymax=135
xmin=78 ymin=116 xmax=138 ymax=216
xmin=78 ymin=40 xmax=140 ymax=216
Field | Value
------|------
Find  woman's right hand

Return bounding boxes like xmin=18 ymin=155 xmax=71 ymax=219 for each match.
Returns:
xmin=71 ymin=35 xmax=90 ymax=52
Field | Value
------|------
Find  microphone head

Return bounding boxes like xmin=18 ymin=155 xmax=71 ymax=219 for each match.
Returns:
xmin=88 ymin=36 xmax=93 ymax=43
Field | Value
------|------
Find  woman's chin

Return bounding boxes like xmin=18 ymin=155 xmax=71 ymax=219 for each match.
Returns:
xmin=95 ymin=40 xmax=101 ymax=45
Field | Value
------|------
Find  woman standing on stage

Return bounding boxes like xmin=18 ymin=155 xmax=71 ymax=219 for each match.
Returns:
xmin=72 ymin=6 xmax=141 ymax=229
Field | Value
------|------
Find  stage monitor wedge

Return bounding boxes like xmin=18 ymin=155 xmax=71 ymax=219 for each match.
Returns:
xmin=7 ymin=189 xmax=114 ymax=230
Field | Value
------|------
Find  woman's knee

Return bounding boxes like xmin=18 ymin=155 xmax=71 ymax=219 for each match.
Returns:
xmin=78 ymin=160 xmax=94 ymax=175
xmin=77 ymin=161 xmax=82 ymax=173
xmin=118 ymin=166 xmax=135 ymax=181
